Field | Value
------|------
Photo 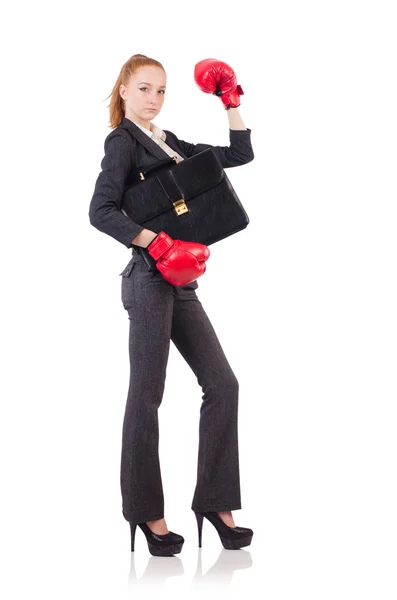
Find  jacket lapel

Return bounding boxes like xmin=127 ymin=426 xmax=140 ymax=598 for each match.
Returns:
xmin=119 ymin=116 xmax=185 ymax=161
xmin=161 ymin=131 xmax=188 ymax=159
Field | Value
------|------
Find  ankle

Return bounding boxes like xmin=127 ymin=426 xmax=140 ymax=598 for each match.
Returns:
xmin=146 ymin=518 xmax=169 ymax=534
xmin=217 ymin=511 xmax=236 ymax=527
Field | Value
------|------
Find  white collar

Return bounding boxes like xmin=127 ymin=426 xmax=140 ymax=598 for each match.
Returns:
xmin=133 ymin=120 xmax=166 ymax=142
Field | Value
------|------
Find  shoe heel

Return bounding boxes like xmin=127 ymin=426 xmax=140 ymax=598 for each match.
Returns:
xmin=129 ymin=521 xmax=184 ymax=556
xmin=194 ymin=512 xmax=204 ymax=548
xmin=129 ymin=521 xmax=138 ymax=552
xmin=193 ymin=511 xmax=254 ymax=550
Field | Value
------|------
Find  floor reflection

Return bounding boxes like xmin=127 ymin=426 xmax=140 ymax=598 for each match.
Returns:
xmin=191 ymin=548 xmax=253 ymax=587
xmin=126 ymin=546 xmax=252 ymax=590
xmin=127 ymin=554 xmax=184 ymax=588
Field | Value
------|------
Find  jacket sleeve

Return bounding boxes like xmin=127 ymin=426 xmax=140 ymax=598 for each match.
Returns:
xmin=88 ymin=130 xmax=145 ymax=248
xmin=163 ymin=127 xmax=254 ymax=168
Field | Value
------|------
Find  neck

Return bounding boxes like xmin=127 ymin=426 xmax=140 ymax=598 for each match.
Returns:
xmin=125 ymin=112 xmax=152 ymax=131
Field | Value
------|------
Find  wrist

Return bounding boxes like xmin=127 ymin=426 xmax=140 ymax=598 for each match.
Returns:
xmin=146 ymin=232 xmax=159 ymax=248
xmin=132 ymin=229 xmax=158 ymax=248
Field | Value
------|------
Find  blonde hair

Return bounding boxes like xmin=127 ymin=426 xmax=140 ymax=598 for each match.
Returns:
xmin=104 ymin=54 xmax=165 ymax=129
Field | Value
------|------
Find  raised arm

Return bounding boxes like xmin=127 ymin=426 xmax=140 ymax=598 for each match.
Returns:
xmin=163 ymin=108 xmax=254 ymax=169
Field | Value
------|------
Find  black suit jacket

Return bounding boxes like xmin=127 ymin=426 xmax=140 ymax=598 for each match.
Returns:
xmin=89 ymin=116 xmax=254 ymax=251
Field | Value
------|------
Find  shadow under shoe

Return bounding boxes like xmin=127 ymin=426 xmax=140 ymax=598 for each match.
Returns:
xmin=194 ymin=511 xmax=253 ymax=549
xmin=129 ymin=521 xmax=184 ymax=556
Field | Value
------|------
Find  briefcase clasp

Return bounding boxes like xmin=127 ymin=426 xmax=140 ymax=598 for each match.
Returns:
xmin=173 ymin=199 xmax=189 ymax=215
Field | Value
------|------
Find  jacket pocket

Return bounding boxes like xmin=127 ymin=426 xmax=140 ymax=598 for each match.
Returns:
xmin=119 ymin=260 xmax=136 ymax=277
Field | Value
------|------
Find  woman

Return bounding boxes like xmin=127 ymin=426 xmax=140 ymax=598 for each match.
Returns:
xmin=89 ymin=53 xmax=254 ymax=556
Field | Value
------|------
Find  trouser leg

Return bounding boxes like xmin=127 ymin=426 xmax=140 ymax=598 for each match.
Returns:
xmin=120 ymin=263 xmax=175 ymax=523
xmin=171 ymin=287 xmax=242 ymax=512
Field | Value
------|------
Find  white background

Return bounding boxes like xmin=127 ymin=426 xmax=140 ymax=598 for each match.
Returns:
xmin=1 ymin=0 xmax=396 ymax=598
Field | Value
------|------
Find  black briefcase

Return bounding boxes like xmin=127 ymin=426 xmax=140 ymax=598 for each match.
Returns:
xmin=121 ymin=142 xmax=250 ymax=271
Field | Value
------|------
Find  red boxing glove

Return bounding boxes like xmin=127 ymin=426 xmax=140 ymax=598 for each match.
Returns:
xmin=147 ymin=231 xmax=210 ymax=287
xmin=194 ymin=58 xmax=244 ymax=109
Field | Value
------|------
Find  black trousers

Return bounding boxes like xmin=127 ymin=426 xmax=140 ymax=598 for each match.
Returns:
xmin=119 ymin=252 xmax=241 ymax=523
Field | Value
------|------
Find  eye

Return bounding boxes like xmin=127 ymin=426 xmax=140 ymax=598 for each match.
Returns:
xmin=139 ymin=87 xmax=165 ymax=94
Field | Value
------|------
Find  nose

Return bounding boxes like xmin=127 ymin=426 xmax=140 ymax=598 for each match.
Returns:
xmin=150 ymin=90 xmax=161 ymax=103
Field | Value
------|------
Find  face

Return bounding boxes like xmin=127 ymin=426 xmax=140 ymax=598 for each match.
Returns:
xmin=119 ymin=66 xmax=166 ymax=129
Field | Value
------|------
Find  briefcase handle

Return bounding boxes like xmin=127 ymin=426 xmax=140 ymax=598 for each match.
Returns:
xmin=139 ymin=155 xmax=179 ymax=180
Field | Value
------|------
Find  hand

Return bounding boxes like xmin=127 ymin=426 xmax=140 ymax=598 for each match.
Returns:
xmin=147 ymin=231 xmax=210 ymax=286
xmin=194 ymin=58 xmax=244 ymax=109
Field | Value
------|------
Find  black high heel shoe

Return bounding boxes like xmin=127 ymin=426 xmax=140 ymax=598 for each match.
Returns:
xmin=194 ymin=511 xmax=253 ymax=549
xmin=129 ymin=521 xmax=184 ymax=556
